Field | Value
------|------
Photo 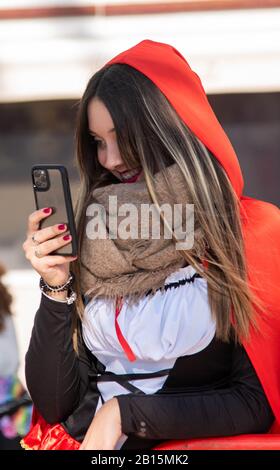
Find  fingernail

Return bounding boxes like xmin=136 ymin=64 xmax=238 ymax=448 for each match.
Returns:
xmin=58 ymin=224 xmax=66 ymax=231
xmin=63 ymin=234 xmax=71 ymax=241
xmin=43 ymin=207 xmax=52 ymax=214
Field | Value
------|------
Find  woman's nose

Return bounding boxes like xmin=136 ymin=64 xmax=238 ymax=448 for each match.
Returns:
xmin=104 ymin=145 xmax=125 ymax=172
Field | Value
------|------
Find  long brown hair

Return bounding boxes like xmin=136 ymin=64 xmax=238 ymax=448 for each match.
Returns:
xmin=71 ymin=64 xmax=260 ymax=345
xmin=0 ymin=263 xmax=13 ymax=332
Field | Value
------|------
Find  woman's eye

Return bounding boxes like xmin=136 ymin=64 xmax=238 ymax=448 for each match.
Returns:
xmin=91 ymin=137 xmax=106 ymax=149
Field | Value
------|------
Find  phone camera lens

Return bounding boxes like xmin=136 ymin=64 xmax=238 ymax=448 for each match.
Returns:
xmin=34 ymin=169 xmax=48 ymax=190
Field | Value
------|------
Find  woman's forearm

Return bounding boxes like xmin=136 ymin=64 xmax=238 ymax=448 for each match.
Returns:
xmin=116 ymin=347 xmax=274 ymax=441
xmin=25 ymin=294 xmax=81 ymax=423
xmin=117 ymin=386 xmax=273 ymax=440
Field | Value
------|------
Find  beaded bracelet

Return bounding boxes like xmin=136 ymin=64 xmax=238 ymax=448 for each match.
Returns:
xmin=41 ymin=288 xmax=77 ymax=305
xmin=39 ymin=271 xmax=75 ymax=293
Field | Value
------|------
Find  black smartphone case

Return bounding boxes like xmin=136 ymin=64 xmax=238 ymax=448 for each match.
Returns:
xmin=31 ymin=164 xmax=78 ymax=256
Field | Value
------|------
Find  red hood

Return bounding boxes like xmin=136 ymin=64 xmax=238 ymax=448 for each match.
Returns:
xmin=107 ymin=39 xmax=244 ymax=198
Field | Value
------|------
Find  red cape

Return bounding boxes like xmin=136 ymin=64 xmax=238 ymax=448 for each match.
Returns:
xmin=107 ymin=40 xmax=280 ymax=432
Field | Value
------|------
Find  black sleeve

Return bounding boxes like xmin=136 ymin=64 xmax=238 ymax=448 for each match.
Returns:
xmin=25 ymin=294 xmax=90 ymax=424
xmin=116 ymin=346 xmax=274 ymax=440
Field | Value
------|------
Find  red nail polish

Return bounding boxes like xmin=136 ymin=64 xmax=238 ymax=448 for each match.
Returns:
xmin=63 ymin=234 xmax=71 ymax=241
xmin=58 ymin=224 xmax=66 ymax=230
xmin=43 ymin=207 xmax=51 ymax=214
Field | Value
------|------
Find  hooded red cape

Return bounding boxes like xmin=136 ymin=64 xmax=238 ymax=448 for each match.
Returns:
xmin=107 ymin=40 xmax=280 ymax=433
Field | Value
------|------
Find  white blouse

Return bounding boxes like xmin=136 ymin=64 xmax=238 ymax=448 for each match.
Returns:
xmin=82 ymin=265 xmax=215 ymax=397
xmin=82 ymin=264 xmax=215 ymax=449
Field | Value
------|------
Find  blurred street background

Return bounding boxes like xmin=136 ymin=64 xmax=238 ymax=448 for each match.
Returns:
xmin=0 ymin=0 xmax=280 ymax=385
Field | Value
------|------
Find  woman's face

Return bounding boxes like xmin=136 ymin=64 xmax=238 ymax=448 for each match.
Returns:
xmin=87 ymin=98 xmax=142 ymax=183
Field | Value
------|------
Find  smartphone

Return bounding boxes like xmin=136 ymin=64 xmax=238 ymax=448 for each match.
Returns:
xmin=31 ymin=164 xmax=78 ymax=256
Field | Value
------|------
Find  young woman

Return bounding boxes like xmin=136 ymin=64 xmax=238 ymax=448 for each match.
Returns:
xmin=21 ymin=40 xmax=279 ymax=450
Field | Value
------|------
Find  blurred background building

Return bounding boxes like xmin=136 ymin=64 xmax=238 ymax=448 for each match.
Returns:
xmin=0 ymin=0 xmax=280 ymax=384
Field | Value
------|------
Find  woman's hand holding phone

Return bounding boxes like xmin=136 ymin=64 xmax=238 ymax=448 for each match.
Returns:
xmin=22 ymin=207 xmax=78 ymax=296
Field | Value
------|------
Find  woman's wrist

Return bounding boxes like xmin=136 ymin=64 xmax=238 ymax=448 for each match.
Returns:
xmin=46 ymin=290 xmax=68 ymax=301
xmin=40 ymin=272 xmax=74 ymax=293
xmin=41 ymin=288 xmax=77 ymax=305
xmin=39 ymin=271 xmax=77 ymax=304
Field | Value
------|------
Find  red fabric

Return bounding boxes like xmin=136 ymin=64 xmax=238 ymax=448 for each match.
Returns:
xmin=22 ymin=409 xmax=280 ymax=450
xmin=21 ymin=408 xmax=80 ymax=450
xmin=154 ymin=434 xmax=280 ymax=450
xmin=115 ymin=296 xmax=136 ymax=362
xmin=107 ymin=40 xmax=280 ymax=432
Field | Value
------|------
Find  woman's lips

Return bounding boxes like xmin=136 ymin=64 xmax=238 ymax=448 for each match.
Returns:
xmin=122 ymin=171 xmax=142 ymax=183
xmin=118 ymin=168 xmax=143 ymax=183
